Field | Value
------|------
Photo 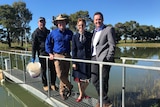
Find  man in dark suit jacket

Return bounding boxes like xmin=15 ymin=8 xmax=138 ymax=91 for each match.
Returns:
xmin=91 ymin=12 xmax=116 ymax=107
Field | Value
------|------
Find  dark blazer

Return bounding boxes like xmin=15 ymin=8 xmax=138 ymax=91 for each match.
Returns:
xmin=72 ymin=31 xmax=92 ymax=61
xmin=72 ymin=31 xmax=92 ymax=79
xmin=92 ymin=26 xmax=116 ymax=62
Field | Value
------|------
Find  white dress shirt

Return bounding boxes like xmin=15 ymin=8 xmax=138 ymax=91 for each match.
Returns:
xmin=92 ymin=30 xmax=102 ymax=56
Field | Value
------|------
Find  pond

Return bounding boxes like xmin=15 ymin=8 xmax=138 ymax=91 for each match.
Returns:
xmin=1 ymin=47 xmax=160 ymax=107
xmin=0 ymin=81 xmax=52 ymax=107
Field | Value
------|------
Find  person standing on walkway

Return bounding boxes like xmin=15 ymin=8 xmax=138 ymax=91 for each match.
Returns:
xmin=45 ymin=14 xmax=73 ymax=100
xmin=31 ymin=17 xmax=57 ymax=92
xmin=72 ymin=18 xmax=92 ymax=102
xmin=91 ymin=12 xmax=116 ymax=107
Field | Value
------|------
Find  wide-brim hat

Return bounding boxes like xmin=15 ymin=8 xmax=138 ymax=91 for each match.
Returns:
xmin=26 ymin=62 xmax=41 ymax=78
xmin=53 ymin=14 xmax=69 ymax=25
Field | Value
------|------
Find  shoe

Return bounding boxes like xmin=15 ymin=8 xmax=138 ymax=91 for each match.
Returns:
xmin=66 ymin=85 xmax=73 ymax=97
xmin=95 ymin=103 xmax=100 ymax=107
xmin=43 ymin=86 xmax=49 ymax=91
xmin=60 ymin=94 xmax=67 ymax=100
xmin=66 ymin=89 xmax=72 ymax=97
xmin=103 ymin=103 xmax=112 ymax=107
xmin=51 ymin=85 xmax=58 ymax=91
xmin=76 ymin=97 xmax=84 ymax=102
xmin=84 ymin=95 xmax=91 ymax=99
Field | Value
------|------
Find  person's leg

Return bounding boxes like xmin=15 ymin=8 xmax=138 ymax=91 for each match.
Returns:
xmin=102 ymin=65 xmax=111 ymax=104
xmin=83 ymin=82 xmax=90 ymax=98
xmin=61 ymin=60 xmax=73 ymax=90
xmin=39 ymin=58 xmax=48 ymax=91
xmin=91 ymin=56 xmax=103 ymax=106
xmin=54 ymin=54 xmax=73 ymax=99
xmin=49 ymin=59 xmax=58 ymax=91
xmin=49 ymin=60 xmax=56 ymax=85
xmin=91 ymin=57 xmax=99 ymax=96
xmin=54 ymin=60 xmax=64 ymax=94
xmin=77 ymin=82 xmax=83 ymax=98
xmin=76 ymin=81 xmax=91 ymax=102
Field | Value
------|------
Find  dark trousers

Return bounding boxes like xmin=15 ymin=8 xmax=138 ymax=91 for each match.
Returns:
xmin=91 ymin=56 xmax=111 ymax=104
xmin=39 ymin=58 xmax=56 ymax=86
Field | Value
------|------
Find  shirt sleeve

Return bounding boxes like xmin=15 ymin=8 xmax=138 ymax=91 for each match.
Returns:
xmin=45 ymin=32 xmax=53 ymax=54
xmin=31 ymin=30 xmax=38 ymax=59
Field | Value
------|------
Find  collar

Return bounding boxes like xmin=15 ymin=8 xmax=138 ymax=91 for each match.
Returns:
xmin=58 ymin=28 xmax=66 ymax=33
xmin=94 ymin=24 xmax=105 ymax=32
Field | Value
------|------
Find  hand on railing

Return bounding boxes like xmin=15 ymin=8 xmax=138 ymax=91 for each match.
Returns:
xmin=72 ymin=64 xmax=78 ymax=70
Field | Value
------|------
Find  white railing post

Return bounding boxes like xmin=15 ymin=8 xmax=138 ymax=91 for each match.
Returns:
xmin=122 ymin=59 xmax=126 ymax=107
xmin=99 ymin=64 xmax=103 ymax=107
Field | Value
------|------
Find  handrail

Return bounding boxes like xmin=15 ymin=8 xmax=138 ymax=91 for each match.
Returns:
xmin=1 ymin=50 xmax=160 ymax=107
xmin=1 ymin=50 xmax=160 ymax=71
xmin=121 ymin=57 xmax=160 ymax=62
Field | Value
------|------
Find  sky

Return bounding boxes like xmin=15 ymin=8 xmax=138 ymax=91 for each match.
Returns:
xmin=0 ymin=0 xmax=160 ymax=33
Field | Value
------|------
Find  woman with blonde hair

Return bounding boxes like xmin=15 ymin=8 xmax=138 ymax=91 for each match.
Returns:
xmin=72 ymin=18 xmax=92 ymax=102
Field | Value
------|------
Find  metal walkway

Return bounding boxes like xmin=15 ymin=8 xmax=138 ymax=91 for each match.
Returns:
xmin=2 ymin=50 xmax=160 ymax=107
xmin=3 ymin=69 xmax=97 ymax=107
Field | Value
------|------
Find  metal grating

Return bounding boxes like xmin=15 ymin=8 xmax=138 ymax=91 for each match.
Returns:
xmin=3 ymin=69 xmax=97 ymax=107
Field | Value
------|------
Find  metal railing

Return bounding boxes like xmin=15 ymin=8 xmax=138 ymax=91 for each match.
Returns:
xmin=1 ymin=50 xmax=160 ymax=107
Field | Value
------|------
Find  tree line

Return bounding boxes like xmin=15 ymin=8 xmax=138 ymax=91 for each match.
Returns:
xmin=0 ymin=1 xmax=160 ymax=47
xmin=0 ymin=1 xmax=32 ymax=47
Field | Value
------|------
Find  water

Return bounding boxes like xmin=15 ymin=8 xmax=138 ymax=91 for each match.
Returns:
xmin=0 ymin=81 xmax=52 ymax=107
xmin=1 ymin=47 xmax=160 ymax=107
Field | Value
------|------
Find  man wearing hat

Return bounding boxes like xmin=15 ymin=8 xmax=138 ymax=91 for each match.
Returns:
xmin=45 ymin=14 xmax=73 ymax=100
xmin=31 ymin=17 xmax=57 ymax=92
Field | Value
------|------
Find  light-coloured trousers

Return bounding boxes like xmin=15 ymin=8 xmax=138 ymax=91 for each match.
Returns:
xmin=54 ymin=53 xmax=72 ymax=94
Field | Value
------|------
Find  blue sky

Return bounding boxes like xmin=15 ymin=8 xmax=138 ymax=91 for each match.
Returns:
xmin=0 ymin=0 xmax=160 ymax=33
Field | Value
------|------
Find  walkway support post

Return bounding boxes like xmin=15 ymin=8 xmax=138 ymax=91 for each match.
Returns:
xmin=99 ymin=64 xmax=103 ymax=107
xmin=122 ymin=59 xmax=126 ymax=107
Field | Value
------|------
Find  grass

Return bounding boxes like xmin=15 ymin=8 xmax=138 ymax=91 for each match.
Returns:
xmin=1 ymin=40 xmax=160 ymax=51
xmin=0 ymin=42 xmax=32 ymax=51
xmin=116 ymin=40 xmax=160 ymax=47
xmin=0 ymin=39 xmax=160 ymax=52
xmin=117 ymin=43 xmax=160 ymax=47
xmin=117 ymin=40 xmax=160 ymax=47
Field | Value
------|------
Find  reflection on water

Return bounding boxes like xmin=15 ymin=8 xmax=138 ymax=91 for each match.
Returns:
xmin=0 ymin=84 xmax=27 ymax=107
xmin=110 ymin=47 xmax=160 ymax=107
xmin=1 ymin=47 xmax=160 ymax=107
xmin=115 ymin=47 xmax=160 ymax=61
xmin=0 ymin=82 xmax=52 ymax=107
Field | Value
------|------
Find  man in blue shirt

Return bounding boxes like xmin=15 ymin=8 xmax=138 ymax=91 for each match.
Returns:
xmin=45 ymin=14 xmax=73 ymax=100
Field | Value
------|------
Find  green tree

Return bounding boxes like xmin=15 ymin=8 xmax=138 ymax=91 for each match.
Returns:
xmin=12 ymin=1 xmax=32 ymax=46
xmin=115 ymin=22 xmax=124 ymax=43
xmin=0 ymin=1 xmax=32 ymax=47
xmin=69 ymin=10 xmax=93 ymax=33
xmin=0 ymin=4 xmax=16 ymax=47
xmin=124 ymin=21 xmax=139 ymax=42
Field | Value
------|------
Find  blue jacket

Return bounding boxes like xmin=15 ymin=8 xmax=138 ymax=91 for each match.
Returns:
xmin=45 ymin=28 xmax=73 ymax=54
